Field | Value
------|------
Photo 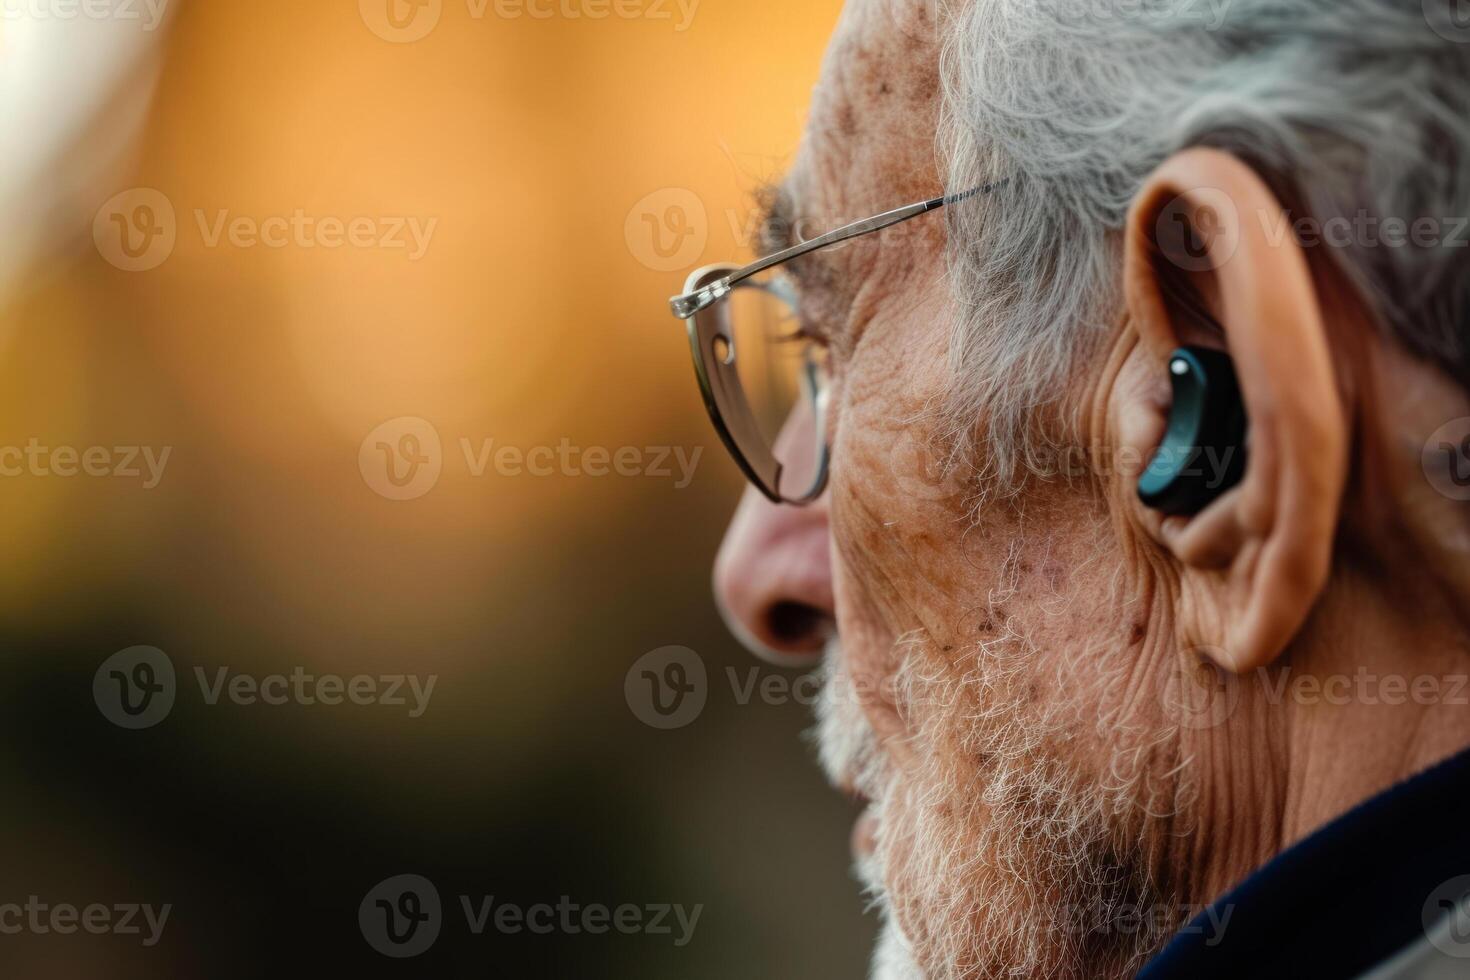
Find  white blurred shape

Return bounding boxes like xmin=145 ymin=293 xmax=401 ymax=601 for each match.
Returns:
xmin=0 ymin=1 xmax=173 ymax=301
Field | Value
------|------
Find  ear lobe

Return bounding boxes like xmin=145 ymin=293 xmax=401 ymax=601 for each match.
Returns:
xmin=1122 ymin=148 xmax=1349 ymax=674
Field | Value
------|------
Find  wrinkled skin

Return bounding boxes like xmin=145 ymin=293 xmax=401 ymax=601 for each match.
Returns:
xmin=712 ymin=1 xmax=1470 ymax=977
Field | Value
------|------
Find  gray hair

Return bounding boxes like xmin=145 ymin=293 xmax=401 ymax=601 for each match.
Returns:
xmin=938 ymin=0 xmax=1470 ymax=490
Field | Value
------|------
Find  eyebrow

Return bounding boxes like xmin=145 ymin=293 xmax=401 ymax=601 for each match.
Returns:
xmin=756 ymin=183 xmax=802 ymax=260
xmin=755 ymin=182 xmax=834 ymax=290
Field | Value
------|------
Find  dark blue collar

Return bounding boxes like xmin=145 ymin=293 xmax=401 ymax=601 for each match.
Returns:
xmin=1139 ymin=745 xmax=1470 ymax=979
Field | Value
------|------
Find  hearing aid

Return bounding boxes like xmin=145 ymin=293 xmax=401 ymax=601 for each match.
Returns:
xmin=1137 ymin=346 xmax=1249 ymax=515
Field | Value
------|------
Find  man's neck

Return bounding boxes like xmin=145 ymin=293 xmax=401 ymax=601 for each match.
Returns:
xmin=1187 ymin=344 xmax=1470 ymax=903
xmin=1278 ymin=568 xmax=1470 ymax=844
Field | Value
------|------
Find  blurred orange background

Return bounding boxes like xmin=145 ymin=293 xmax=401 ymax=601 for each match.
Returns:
xmin=0 ymin=0 xmax=871 ymax=975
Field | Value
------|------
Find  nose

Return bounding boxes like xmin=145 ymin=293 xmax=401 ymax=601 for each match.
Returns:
xmin=712 ymin=414 xmax=835 ymax=666
xmin=713 ymin=484 xmax=834 ymax=665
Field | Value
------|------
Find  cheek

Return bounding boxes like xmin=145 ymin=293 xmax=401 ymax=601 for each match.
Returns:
xmin=827 ymin=318 xmax=971 ymax=626
xmin=825 ymin=312 xmax=972 ymax=747
xmin=831 ymin=359 xmax=1172 ymax=744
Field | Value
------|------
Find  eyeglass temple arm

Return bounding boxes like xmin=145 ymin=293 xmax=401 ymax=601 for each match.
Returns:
xmin=668 ymin=181 xmax=1004 ymax=319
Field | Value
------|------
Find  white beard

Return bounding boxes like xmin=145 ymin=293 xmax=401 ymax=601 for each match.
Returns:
xmin=815 ymin=621 xmax=1185 ymax=980
xmin=817 ymin=637 xmax=927 ymax=980
xmin=870 ymin=915 xmax=927 ymax=980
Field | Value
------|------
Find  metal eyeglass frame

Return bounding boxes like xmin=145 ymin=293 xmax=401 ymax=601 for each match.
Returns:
xmin=668 ymin=181 xmax=1002 ymax=505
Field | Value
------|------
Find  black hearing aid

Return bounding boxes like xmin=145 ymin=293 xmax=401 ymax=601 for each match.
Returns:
xmin=1136 ymin=346 xmax=1249 ymax=515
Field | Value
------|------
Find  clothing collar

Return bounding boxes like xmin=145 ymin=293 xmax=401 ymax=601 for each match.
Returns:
xmin=1139 ymin=744 xmax=1470 ymax=979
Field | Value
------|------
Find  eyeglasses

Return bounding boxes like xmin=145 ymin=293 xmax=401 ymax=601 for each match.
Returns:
xmin=667 ymin=183 xmax=1000 ymax=505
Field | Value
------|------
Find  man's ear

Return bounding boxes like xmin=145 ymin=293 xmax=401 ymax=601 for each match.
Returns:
xmin=1121 ymin=147 xmax=1349 ymax=674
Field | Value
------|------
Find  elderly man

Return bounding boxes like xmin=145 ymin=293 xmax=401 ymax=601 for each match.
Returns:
xmin=668 ymin=0 xmax=1470 ymax=976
